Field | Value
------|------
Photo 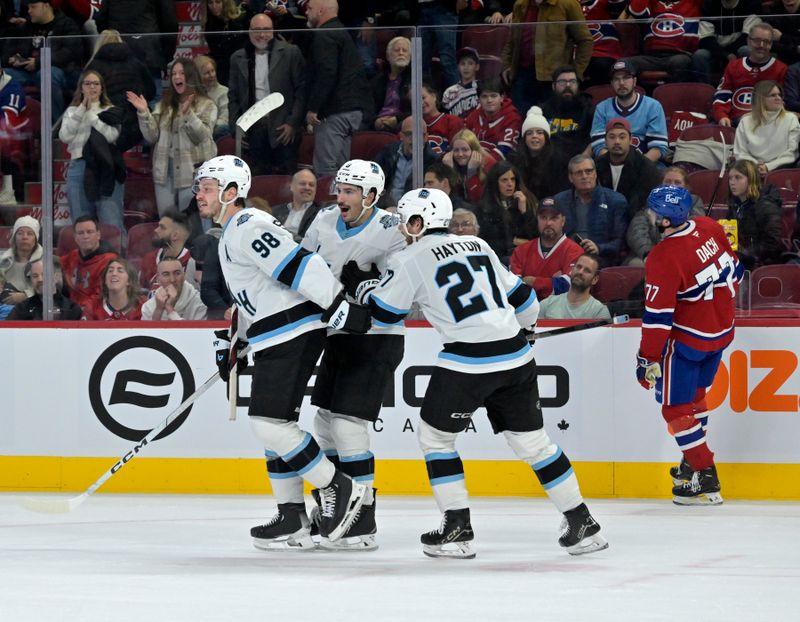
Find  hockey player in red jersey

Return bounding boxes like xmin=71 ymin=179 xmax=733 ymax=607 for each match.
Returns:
xmin=637 ymin=186 xmax=743 ymax=505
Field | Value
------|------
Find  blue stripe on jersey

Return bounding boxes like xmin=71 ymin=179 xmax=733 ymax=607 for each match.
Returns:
xmin=514 ymin=289 xmax=537 ymax=314
xmin=249 ymin=313 xmax=322 ymax=343
xmin=533 ymin=447 xmax=563 ymax=471
xmin=340 ymin=452 xmax=375 ymax=463
xmin=643 ymin=310 xmax=674 ymax=327
xmin=370 ymin=294 xmax=409 ymax=326
xmin=295 ymin=451 xmax=323 ymax=475
xmin=283 ymin=433 xmax=312 ymax=462
xmin=268 ymin=470 xmax=299 ymax=480
xmin=425 ymin=451 xmax=460 ymax=462
xmin=540 ymin=467 xmax=575 ymax=491
xmin=291 ymin=253 xmax=313 ymax=290
xmin=675 ymin=425 xmax=705 ymax=446
xmin=264 ymin=449 xmax=279 ymax=458
xmin=438 ymin=343 xmax=530 ymax=365
xmin=733 ymin=259 xmax=744 ymax=282
xmin=429 ymin=473 xmax=466 ymax=486
xmin=335 ymin=206 xmax=378 ymax=239
xmin=272 ymin=246 xmax=301 ymax=280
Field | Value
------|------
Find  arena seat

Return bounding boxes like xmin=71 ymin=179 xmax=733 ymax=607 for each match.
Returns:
xmin=592 ymin=266 xmax=645 ymax=303
xmin=688 ymin=169 xmax=729 ymax=207
xmin=126 ymin=221 xmax=159 ymax=265
xmin=653 ymin=83 xmax=715 ymax=120
xmin=249 ymin=175 xmax=293 ymax=207
xmin=749 ymin=264 xmax=800 ymax=308
xmin=351 ymin=131 xmax=398 ymax=161
xmin=766 ymin=169 xmax=800 ymax=193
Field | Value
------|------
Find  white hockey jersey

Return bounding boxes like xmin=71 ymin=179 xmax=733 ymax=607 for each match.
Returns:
xmin=219 ymin=208 xmax=342 ymax=352
xmin=368 ymin=232 xmax=540 ymax=373
xmin=301 ymin=205 xmax=407 ymax=336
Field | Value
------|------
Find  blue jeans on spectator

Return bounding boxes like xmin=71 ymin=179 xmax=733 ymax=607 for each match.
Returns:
xmin=67 ymin=158 xmax=126 ymax=245
xmin=3 ymin=66 xmax=77 ymax=122
xmin=419 ymin=3 xmax=459 ymax=90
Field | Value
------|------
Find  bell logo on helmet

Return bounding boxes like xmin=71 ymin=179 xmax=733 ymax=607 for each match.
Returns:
xmin=665 ymin=193 xmax=680 ymax=204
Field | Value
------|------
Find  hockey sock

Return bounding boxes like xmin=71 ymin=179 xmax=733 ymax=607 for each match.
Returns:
xmin=504 ymin=430 xmax=583 ymax=513
xmin=313 ymin=409 xmax=341 ymax=469
xmin=331 ymin=414 xmax=374 ymax=505
xmin=264 ymin=450 xmax=304 ymax=504
xmin=663 ymin=404 xmax=715 ymax=471
xmin=418 ymin=420 xmax=468 ymax=512
xmin=250 ymin=418 xmax=336 ymax=489
xmin=693 ymin=388 xmax=709 ymax=432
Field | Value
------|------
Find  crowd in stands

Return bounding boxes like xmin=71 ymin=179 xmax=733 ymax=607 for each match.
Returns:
xmin=1 ymin=0 xmax=800 ymax=323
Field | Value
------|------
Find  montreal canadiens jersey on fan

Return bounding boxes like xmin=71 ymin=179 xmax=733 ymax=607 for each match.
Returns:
xmin=219 ymin=208 xmax=341 ymax=352
xmin=368 ymin=233 xmax=540 ymax=374
xmin=640 ymin=216 xmax=744 ymax=361
xmin=301 ymin=204 xmax=407 ymax=336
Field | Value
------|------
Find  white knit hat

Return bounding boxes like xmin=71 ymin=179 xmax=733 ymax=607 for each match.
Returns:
xmin=521 ymin=106 xmax=551 ymax=137
xmin=12 ymin=215 xmax=40 ymax=242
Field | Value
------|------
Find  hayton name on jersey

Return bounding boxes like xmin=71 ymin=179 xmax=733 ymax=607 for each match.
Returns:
xmin=430 ymin=240 xmax=482 ymax=261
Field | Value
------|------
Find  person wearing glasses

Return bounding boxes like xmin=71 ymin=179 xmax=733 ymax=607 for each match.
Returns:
xmin=541 ymin=65 xmax=595 ymax=162
xmin=713 ymin=23 xmax=788 ymax=127
xmin=448 ymin=208 xmax=480 ymax=237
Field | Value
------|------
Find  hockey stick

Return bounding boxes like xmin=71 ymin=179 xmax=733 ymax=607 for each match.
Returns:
xmin=705 ymin=130 xmax=728 ymax=216
xmin=534 ymin=314 xmax=629 ymax=341
xmin=20 ymin=371 xmax=222 ymax=514
xmin=228 ymin=306 xmax=239 ymax=421
xmin=235 ymin=92 xmax=285 ymax=133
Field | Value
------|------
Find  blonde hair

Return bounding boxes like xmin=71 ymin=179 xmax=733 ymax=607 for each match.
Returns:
xmin=450 ymin=129 xmax=490 ymax=184
xmin=92 ymin=29 xmax=123 ymax=57
xmin=749 ymin=80 xmax=786 ymax=130
xmin=730 ymin=159 xmax=762 ymax=201
xmin=70 ymin=70 xmax=113 ymax=107
xmin=201 ymin=0 xmax=243 ymax=27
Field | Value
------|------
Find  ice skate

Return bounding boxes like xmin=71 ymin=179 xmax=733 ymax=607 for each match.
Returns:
xmin=670 ymin=457 xmax=694 ymax=486
xmin=318 ymin=471 xmax=367 ymax=541
xmin=250 ymin=502 xmax=315 ymax=551
xmin=421 ymin=508 xmax=475 ymax=559
xmin=559 ymin=503 xmax=608 ymax=556
xmin=672 ymin=466 xmax=723 ymax=506
xmin=319 ymin=489 xmax=378 ymax=551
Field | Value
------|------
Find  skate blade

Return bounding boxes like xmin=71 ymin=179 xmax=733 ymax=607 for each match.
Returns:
xmin=422 ymin=542 xmax=476 ymax=560
xmin=672 ymin=492 xmax=723 ymax=506
xmin=319 ymin=534 xmax=378 ymax=551
xmin=325 ymin=482 xmax=368 ymax=542
xmin=564 ymin=533 xmax=609 ymax=556
xmin=252 ymin=532 xmax=315 ymax=551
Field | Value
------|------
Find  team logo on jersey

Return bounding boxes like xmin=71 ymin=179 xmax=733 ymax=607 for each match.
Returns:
xmin=236 ymin=213 xmax=253 ymax=226
xmin=88 ymin=336 xmax=197 ymax=442
xmin=651 ymin=14 xmax=685 ymax=37
xmin=733 ymin=87 xmax=754 ymax=111
xmin=380 ymin=214 xmax=400 ymax=229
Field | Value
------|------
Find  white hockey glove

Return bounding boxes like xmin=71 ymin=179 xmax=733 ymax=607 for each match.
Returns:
xmin=636 ymin=353 xmax=662 ymax=390
xmin=321 ymin=291 xmax=372 ymax=334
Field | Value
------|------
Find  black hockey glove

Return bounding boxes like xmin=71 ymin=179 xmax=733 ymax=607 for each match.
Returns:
xmin=340 ymin=260 xmax=381 ymax=304
xmin=321 ymin=291 xmax=372 ymax=334
xmin=213 ymin=329 xmax=249 ymax=382
xmin=523 ymin=323 xmax=536 ymax=346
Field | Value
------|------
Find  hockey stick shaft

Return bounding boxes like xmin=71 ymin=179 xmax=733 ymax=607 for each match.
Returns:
xmin=21 ymin=371 xmax=222 ymax=514
xmin=235 ymin=92 xmax=285 ymax=132
xmin=534 ymin=314 xmax=629 ymax=340
xmin=228 ymin=306 xmax=239 ymax=421
xmin=705 ymin=130 xmax=728 ymax=216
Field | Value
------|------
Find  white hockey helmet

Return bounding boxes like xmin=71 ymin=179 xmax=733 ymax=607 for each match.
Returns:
xmin=193 ymin=156 xmax=252 ymax=223
xmin=335 ymin=159 xmax=385 ymax=208
xmin=397 ymin=188 xmax=453 ymax=237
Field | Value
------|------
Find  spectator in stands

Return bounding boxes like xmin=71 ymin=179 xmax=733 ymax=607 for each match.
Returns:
xmin=733 ymin=80 xmax=800 ymax=176
xmin=0 ymin=60 xmax=29 ymax=205
xmin=195 ymin=56 xmax=230 ymax=139
xmin=0 ymin=215 xmax=42 ymax=306
xmin=626 ymin=165 xmax=706 ymax=265
xmin=85 ymin=30 xmax=155 ymax=154
xmin=596 ymin=117 xmax=662 ymax=218
xmin=590 ymin=60 xmax=669 ymax=162
xmin=417 ymin=0 xmax=459 ymax=89
xmin=541 ymin=65 xmax=594 ymax=161
xmin=6 ymin=256 xmax=84 ymax=320
xmin=442 ymin=128 xmax=497 ymax=203
xmin=508 ymin=105 xmax=570 ymax=200
xmin=304 ymin=0 xmax=368 ymax=176
xmin=127 ymin=59 xmax=217 ymax=225
xmin=376 ymin=115 xmax=439 ymax=208
xmin=228 ymin=13 xmax=306 ymax=175
xmin=423 ymin=82 xmax=464 ymax=155
xmin=626 ymin=0 xmax=703 ymax=83
xmin=442 ymin=47 xmax=481 ymax=120
xmin=501 ymin=0 xmax=593 ymax=114
xmin=694 ymin=0 xmax=763 ymax=84
xmin=554 ymin=153 xmax=628 ymax=267
xmin=139 ymin=211 xmax=197 ymax=293
xmin=141 ymin=257 xmax=207 ymax=321
xmin=477 ymin=160 xmax=538 ymax=261
xmin=448 ymin=207 xmax=481 ymax=236
xmin=95 ymin=0 xmax=178 ymax=101
xmin=580 ymin=0 xmax=627 ymax=88
xmin=60 ymin=215 xmax=117 ymax=312
xmin=465 ymin=77 xmax=522 ymax=161
xmin=0 ymin=272 xmax=14 ymax=319
xmin=424 ymin=161 xmax=475 ymax=212
xmin=713 ymin=23 xmax=788 ymax=127
xmin=3 ymin=0 xmax=82 ymax=122
xmin=765 ymin=0 xmax=800 ymax=66
xmin=510 ymin=196 xmax=583 ymax=299
xmin=726 ymin=159 xmax=783 ymax=269
xmin=271 ymin=168 xmax=324 ymax=242
xmin=538 ymin=252 xmax=611 ymax=319
xmin=371 ymin=36 xmax=411 ymax=132
xmin=201 ymin=0 xmax=250 ymax=88
xmin=782 ymin=60 xmax=800 ymax=113
xmin=59 ymin=69 xmax=126 ymax=241
xmin=86 ymin=257 xmax=144 ymax=320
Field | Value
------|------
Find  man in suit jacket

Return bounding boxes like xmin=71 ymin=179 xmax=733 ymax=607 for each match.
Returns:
xmin=228 ymin=13 xmax=306 ymax=175
xmin=270 ymin=169 xmax=325 ymax=242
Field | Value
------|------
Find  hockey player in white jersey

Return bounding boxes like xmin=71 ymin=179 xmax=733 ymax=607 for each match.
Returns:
xmin=194 ymin=155 xmax=370 ymax=549
xmin=358 ymin=187 xmax=608 ymax=558
xmin=291 ymin=159 xmax=407 ymax=550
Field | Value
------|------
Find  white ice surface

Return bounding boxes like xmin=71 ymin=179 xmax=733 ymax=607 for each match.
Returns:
xmin=1 ymin=494 xmax=797 ymax=622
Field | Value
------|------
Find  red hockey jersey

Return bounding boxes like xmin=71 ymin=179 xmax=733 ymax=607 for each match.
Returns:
xmin=60 ymin=247 xmax=117 ymax=312
xmin=425 ymin=112 xmax=465 ymax=155
xmin=628 ymin=0 xmax=702 ymax=54
xmin=85 ymin=298 xmax=144 ymax=321
xmin=510 ymin=235 xmax=584 ymax=299
xmin=464 ymin=97 xmax=522 ymax=160
xmin=582 ymin=0 xmax=626 ymax=59
xmin=640 ymin=216 xmax=743 ymax=360
xmin=712 ymin=57 xmax=788 ymax=123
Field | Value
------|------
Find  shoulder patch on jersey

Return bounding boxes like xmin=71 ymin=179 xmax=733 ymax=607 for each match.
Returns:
xmin=272 ymin=217 xmax=282 ymax=227
xmin=379 ymin=214 xmax=400 ymax=229
xmin=236 ymin=213 xmax=253 ymax=226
